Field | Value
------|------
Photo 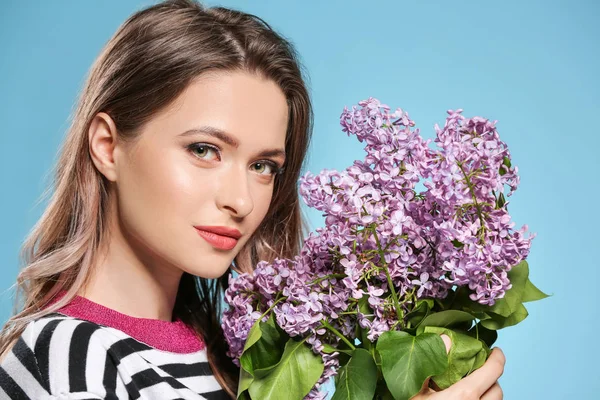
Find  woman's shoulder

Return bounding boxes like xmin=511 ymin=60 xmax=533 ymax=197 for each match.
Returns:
xmin=15 ymin=312 xmax=131 ymax=358
xmin=1 ymin=312 xmax=222 ymax=399
xmin=0 ymin=312 xmax=129 ymax=399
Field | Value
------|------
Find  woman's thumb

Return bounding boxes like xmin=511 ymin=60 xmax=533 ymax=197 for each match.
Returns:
xmin=415 ymin=334 xmax=453 ymax=396
xmin=420 ymin=334 xmax=452 ymax=394
xmin=440 ymin=334 xmax=452 ymax=354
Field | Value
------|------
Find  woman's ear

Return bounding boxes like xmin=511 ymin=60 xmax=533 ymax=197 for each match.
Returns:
xmin=88 ymin=112 xmax=120 ymax=182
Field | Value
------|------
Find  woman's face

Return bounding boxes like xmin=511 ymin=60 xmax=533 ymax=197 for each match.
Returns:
xmin=109 ymin=71 xmax=288 ymax=279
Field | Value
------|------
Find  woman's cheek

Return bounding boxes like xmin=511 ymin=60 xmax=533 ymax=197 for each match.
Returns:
xmin=251 ymin=182 xmax=275 ymax=227
xmin=119 ymin=149 xmax=193 ymax=251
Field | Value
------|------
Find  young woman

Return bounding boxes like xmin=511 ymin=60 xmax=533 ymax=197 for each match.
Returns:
xmin=0 ymin=0 xmax=505 ymax=399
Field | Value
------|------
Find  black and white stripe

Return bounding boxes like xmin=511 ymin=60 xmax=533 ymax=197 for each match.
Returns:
xmin=0 ymin=313 xmax=228 ymax=399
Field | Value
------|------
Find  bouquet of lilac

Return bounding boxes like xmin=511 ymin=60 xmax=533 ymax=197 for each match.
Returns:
xmin=222 ymin=98 xmax=549 ymax=400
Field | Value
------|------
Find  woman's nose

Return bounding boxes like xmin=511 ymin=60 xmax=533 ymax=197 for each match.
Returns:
xmin=215 ymin=164 xmax=254 ymax=218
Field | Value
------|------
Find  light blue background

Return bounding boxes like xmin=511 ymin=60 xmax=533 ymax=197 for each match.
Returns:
xmin=1 ymin=1 xmax=597 ymax=398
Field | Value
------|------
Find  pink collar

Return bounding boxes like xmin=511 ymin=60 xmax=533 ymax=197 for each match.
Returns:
xmin=48 ymin=291 xmax=205 ymax=354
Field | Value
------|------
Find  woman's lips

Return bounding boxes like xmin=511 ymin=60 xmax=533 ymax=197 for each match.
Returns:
xmin=195 ymin=228 xmax=239 ymax=250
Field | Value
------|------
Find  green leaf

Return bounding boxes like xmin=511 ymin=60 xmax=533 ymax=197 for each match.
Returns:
xmin=243 ymin=318 xmax=264 ymax=353
xmin=405 ymin=299 xmax=434 ymax=330
xmin=238 ymin=368 xmax=254 ymax=399
xmin=496 ymin=192 xmax=506 ymax=209
xmin=238 ymin=316 xmax=288 ymax=399
xmin=451 ymin=239 xmax=464 ymax=248
xmin=435 ymin=288 xmax=458 ymax=311
xmin=471 ymin=343 xmax=488 ymax=373
xmin=237 ymin=390 xmax=251 ymax=400
xmin=237 ymin=319 xmax=264 ymax=399
xmin=374 ymin=383 xmax=395 ymax=400
xmin=522 ymin=278 xmax=551 ymax=303
xmin=357 ymin=296 xmax=374 ymax=351
xmin=422 ymin=326 xmax=487 ymax=390
xmin=357 ymin=295 xmax=372 ymax=317
xmin=322 ymin=343 xmax=354 ymax=356
xmin=488 ymin=261 xmax=530 ymax=317
xmin=241 ymin=316 xmax=286 ymax=373
xmin=248 ymin=338 xmax=324 ymax=400
xmin=359 ymin=328 xmax=373 ymax=351
xmin=469 ymin=310 xmax=493 ymax=321
xmin=376 ymin=331 xmax=448 ymax=400
xmin=331 ymin=348 xmax=378 ymax=400
xmin=499 ymin=156 xmax=511 ymax=176
xmin=416 ymin=310 xmax=476 ymax=335
xmin=480 ymin=303 xmax=529 ymax=330
xmin=466 ymin=322 xmax=498 ymax=347
xmin=454 ymin=261 xmax=530 ymax=318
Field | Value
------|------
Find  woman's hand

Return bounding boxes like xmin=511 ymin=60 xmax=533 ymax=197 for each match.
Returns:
xmin=410 ymin=334 xmax=505 ymax=400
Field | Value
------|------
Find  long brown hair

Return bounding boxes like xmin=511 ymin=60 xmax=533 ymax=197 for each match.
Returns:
xmin=0 ymin=0 xmax=313 ymax=397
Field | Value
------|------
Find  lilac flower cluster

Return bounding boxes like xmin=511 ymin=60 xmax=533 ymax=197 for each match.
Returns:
xmin=221 ymin=272 xmax=263 ymax=366
xmin=222 ymin=98 xmax=534 ymax=399
xmin=413 ymin=109 xmax=533 ymax=305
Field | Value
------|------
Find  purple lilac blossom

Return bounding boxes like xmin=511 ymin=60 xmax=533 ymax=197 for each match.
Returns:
xmin=222 ymin=98 xmax=534 ymax=399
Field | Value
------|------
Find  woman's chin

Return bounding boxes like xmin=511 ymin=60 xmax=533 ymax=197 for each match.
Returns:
xmin=184 ymin=263 xmax=232 ymax=280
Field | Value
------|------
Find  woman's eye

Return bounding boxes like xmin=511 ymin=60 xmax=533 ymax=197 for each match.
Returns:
xmin=252 ymin=161 xmax=278 ymax=176
xmin=188 ymin=143 xmax=220 ymax=161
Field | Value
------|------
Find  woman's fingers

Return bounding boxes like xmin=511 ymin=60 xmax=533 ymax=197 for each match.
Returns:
xmin=427 ymin=334 xmax=451 ymax=392
xmin=480 ymin=382 xmax=503 ymax=400
xmin=410 ymin=378 xmax=436 ymax=399
xmin=450 ymin=347 xmax=506 ymax=398
xmin=440 ymin=334 xmax=452 ymax=354
xmin=412 ymin=342 xmax=504 ymax=400
xmin=412 ymin=334 xmax=452 ymax=399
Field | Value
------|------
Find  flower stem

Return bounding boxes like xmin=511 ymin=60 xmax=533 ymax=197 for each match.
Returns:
xmin=308 ymin=273 xmax=346 ymax=286
xmin=457 ymin=162 xmax=487 ymax=243
xmin=258 ymin=296 xmax=285 ymax=321
xmin=321 ymin=320 xmax=356 ymax=350
xmin=372 ymin=227 xmax=403 ymax=322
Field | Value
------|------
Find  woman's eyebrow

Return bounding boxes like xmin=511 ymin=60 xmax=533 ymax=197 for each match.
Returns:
xmin=258 ymin=148 xmax=286 ymax=159
xmin=178 ymin=126 xmax=286 ymax=159
xmin=178 ymin=126 xmax=239 ymax=147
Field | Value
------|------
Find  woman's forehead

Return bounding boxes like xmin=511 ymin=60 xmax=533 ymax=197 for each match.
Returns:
xmin=147 ymin=71 xmax=288 ymax=148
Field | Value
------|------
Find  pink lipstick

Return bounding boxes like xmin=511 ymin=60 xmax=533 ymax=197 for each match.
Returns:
xmin=194 ymin=225 xmax=241 ymax=251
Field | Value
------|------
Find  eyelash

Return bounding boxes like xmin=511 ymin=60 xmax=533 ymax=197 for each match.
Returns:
xmin=185 ymin=142 xmax=284 ymax=177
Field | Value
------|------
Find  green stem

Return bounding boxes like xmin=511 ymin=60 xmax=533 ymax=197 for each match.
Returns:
xmin=321 ymin=320 xmax=356 ymax=350
xmin=258 ymin=296 xmax=286 ymax=321
xmin=308 ymin=273 xmax=346 ymax=286
xmin=372 ymin=227 xmax=403 ymax=322
xmin=457 ymin=162 xmax=487 ymax=243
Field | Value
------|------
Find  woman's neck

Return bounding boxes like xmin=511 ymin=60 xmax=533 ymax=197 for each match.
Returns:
xmin=48 ymin=290 xmax=205 ymax=353
xmin=82 ymin=212 xmax=184 ymax=321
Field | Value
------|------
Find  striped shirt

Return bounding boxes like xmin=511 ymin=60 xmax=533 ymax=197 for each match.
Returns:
xmin=0 ymin=293 xmax=229 ymax=399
